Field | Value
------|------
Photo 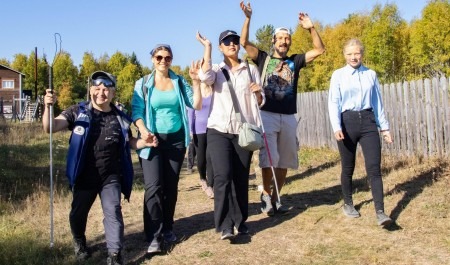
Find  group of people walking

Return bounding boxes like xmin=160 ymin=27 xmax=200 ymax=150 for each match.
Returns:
xmin=42 ymin=2 xmax=394 ymax=264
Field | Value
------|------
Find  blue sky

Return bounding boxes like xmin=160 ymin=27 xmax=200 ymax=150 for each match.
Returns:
xmin=1 ymin=0 xmax=429 ymax=69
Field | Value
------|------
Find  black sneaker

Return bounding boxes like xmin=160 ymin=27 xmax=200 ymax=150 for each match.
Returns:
xmin=343 ymin=204 xmax=360 ymax=218
xmin=236 ymin=224 xmax=249 ymax=235
xmin=163 ymin=230 xmax=178 ymax=243
xmin=220 ymin=228 xmax=235 ymax=240
xmin=73 ymin=239 xmax=90 ymax=261
xmin=260 ymin=194 xmax=274 ymax=216
xmin=107 ymin=252 xmax=123 ymax=265
xmin=376 ymin=210 xmax=392 ymax=226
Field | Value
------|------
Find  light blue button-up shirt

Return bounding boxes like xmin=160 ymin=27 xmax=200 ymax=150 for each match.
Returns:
xmin=328 ymin=64 xmax=389 ymax=133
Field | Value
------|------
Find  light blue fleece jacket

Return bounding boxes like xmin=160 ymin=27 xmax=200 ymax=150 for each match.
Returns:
xmin=132 ymin=69 xmax=195 ymax=159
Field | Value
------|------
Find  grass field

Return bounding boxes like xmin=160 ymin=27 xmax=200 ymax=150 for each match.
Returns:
xmin=0 ymin=122 xmax=449 ymax=264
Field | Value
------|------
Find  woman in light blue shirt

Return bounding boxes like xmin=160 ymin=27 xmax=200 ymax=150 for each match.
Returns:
xmin=328 ymin=39 xmax=393 ymax=227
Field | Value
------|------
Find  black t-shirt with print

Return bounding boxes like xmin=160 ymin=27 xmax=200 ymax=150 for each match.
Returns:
xmin=253 ymin=50 xmax=306 ymax=114
xmin=61 ymin=105 xmax=122 ymax=189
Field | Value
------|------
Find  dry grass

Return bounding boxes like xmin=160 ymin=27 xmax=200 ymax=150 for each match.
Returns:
xmin=0 ymin=122 xmax=449 ymax=264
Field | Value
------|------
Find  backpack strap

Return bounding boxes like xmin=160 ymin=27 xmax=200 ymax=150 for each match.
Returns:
xmin=141 ymin=74 xmax=150 ymax=104
xmin=260 ymin=54 xmax=270 ymax=86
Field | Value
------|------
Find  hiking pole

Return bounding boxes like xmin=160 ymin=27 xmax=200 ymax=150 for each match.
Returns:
xmin=48 ymin=64 xmax=54 ymax=248
xmin=251 ymin=93 xmax=281 ymax=204
xmin=245 ymin=61 xmax=281 ymax=204
xmin=48 ymin=33 xmax=62 ymax=248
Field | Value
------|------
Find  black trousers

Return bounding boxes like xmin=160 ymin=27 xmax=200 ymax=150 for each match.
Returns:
xmin=207 ymin=129 xmax=252 ymax=232
xmin=337 ymin=109 xmax=385 ymax=212
xmin=187 ymin=140 xmax=196 ymax=169
xmin=141 ymin=129 xmax=186 ymax=242
xmin=193 ymin=133 xmax=214 ymax=187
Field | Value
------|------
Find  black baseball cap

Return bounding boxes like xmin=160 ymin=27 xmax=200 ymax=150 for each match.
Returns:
xmin=218 ymin=30 xmax=239 ymax=43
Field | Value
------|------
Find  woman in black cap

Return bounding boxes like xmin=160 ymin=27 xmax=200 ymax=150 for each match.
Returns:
xmin=196 ymin=31 xmax=264 ymax=240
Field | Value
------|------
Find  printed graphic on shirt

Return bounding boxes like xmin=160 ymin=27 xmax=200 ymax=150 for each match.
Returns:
xmin=264 ymin=58 xmax=295 ymax=101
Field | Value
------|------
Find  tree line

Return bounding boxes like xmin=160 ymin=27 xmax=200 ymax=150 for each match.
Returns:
xmin=1 ymin=0 xmax=448 ymax=111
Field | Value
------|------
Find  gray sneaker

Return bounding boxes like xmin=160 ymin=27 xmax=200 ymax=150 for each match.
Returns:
xmin=220 ymin=228 xmax=235 ymax=240
xmin=376 ymin=210 xmax=392 ymax=226
xmin=260 ymin=194 xmax=274 ymax=216
xmin=147 ymin=239 xmax=161 ymax=254
xmin=343 ymin=204 xmax=360 ymax=218
xmin=273 ymin=201 xmax=290 ymax=214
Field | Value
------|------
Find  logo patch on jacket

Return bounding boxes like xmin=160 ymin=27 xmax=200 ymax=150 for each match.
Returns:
xmin=73 ymin=126 xmax=85 ymax=135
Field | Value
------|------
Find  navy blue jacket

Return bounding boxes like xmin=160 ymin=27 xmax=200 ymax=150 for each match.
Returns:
xmin=65 ymin=101 xmax=134 ymax=200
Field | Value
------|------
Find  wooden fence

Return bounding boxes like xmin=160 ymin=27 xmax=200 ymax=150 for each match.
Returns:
xmin=296 ymin=77 xmax=450 ymax=158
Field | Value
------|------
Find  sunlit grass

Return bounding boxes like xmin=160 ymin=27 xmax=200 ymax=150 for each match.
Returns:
xmin=0 ymin=122 xmax=448 ymax=265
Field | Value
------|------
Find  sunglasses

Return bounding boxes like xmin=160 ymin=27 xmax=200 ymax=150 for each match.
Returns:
xmin=221 ymin=36 xmax=240 ymax=46
xmin=154 ymin=55 xmax=173 ymax=62
xmin=91 ymin=77 xmax=115 ymax=88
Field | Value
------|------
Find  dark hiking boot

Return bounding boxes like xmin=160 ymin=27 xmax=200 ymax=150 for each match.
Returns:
xmin=163 ymin=230 xmax=178 ymax=243
xmin=236 ymin=223 xmax=249 ymax=235
xmin=106 ymin=251 xmax=123 ymax=265
xmin=73 ymin=239 xmax=90 ymax=261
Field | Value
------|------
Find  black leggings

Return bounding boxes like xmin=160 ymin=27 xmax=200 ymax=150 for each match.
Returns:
xmin=337 ymin=110 xmax=385 ymax=212
xmin=193 ymin=133 xmax=214 ymax=186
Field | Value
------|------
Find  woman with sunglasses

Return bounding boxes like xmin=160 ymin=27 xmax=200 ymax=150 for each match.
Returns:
xmin=196 ymin=30 xmax=264 ymax=240
xmin=131 ymin=44 xmax=202 ymax=253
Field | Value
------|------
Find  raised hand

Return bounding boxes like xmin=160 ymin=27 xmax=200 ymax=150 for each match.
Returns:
xmin=240 ymin=1 xmax=252 ymax=18
xmin=299 ymin=12 xmax=314 ymax=29
xmin=196 ymin=31 xmax=211 ymax=47
xmin=189 ymin=60 xmax=201 ymax=81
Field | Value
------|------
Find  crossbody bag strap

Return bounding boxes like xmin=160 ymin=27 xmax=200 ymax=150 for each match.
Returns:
xmin=221 ymin=68 xmax=243 ymax=125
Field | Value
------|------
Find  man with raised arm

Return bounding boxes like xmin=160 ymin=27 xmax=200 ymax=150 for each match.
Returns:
xmin=240 ymin=1 xmax=325 ymax=216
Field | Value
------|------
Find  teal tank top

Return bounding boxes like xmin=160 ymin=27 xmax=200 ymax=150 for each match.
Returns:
xmin=150 ymin=88 xmax=182 ymax=133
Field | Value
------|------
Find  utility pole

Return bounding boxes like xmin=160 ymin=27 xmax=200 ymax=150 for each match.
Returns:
xmin=35 ymin=47 xmax=38 ymax=100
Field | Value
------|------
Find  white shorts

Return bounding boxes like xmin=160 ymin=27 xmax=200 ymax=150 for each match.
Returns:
xmin=258 ymin=111 xmax=299 ymax=169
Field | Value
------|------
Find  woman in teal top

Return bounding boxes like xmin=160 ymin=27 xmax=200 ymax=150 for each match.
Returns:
xmin=132 ymin=44 xmax=202 ymax=253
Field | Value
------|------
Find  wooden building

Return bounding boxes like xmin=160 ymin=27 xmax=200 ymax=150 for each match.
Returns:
xmin=0 ymin=64 xmax=25 ymax=115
